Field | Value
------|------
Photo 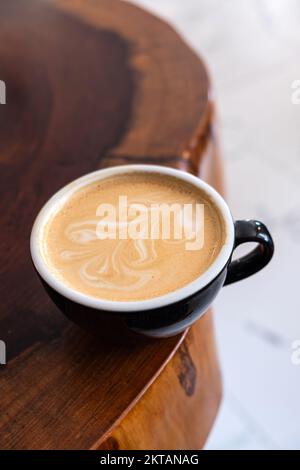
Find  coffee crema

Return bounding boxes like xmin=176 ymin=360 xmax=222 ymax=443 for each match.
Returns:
xmin=42 ymin=173 xmax=226 ymax=301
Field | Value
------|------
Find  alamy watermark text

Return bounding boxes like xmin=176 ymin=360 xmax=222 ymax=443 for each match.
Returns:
xmin=0 ymin=80 xmax=6 ymax=104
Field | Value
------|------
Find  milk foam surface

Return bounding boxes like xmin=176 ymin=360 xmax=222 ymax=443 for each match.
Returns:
xmin=43 ymin=173 xmax=225 ymax=301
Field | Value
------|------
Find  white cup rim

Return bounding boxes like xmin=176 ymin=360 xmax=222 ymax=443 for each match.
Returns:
xmin=30 ymin=164 xmax=235 ymax=312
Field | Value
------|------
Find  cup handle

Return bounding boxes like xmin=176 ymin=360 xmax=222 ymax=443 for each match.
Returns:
xmin=224 ymin=220 xmax=274 ymax=286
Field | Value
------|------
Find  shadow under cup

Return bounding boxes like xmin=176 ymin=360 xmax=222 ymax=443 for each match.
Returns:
xmin=30 ymin=165 xmax=274 ymax=339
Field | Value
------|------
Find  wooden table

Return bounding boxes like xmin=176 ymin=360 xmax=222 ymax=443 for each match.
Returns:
xmin=0 ymin=0 xmax=223 ymax=450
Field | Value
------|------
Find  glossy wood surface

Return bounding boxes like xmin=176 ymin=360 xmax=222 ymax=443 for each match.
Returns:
xmin=0 ymin=0 xmax=222 ymax=449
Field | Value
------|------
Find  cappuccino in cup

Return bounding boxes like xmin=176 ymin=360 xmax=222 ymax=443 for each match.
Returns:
xmin=41 ymin=172 xmax=225 ymax=301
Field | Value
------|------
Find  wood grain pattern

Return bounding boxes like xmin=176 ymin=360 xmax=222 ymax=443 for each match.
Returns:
xmin=97 ymin=312 xmax=222 ymax=450
xmin=0 ymin=0 xmax=221 ymax=449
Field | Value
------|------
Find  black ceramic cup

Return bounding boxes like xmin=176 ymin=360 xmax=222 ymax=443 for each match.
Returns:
xmin=30 ymin=165 xmax=274 ymax=338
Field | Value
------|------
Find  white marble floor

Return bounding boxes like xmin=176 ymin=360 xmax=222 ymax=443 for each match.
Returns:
xmin=132 ymin=0 xmax=300 ymax=450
